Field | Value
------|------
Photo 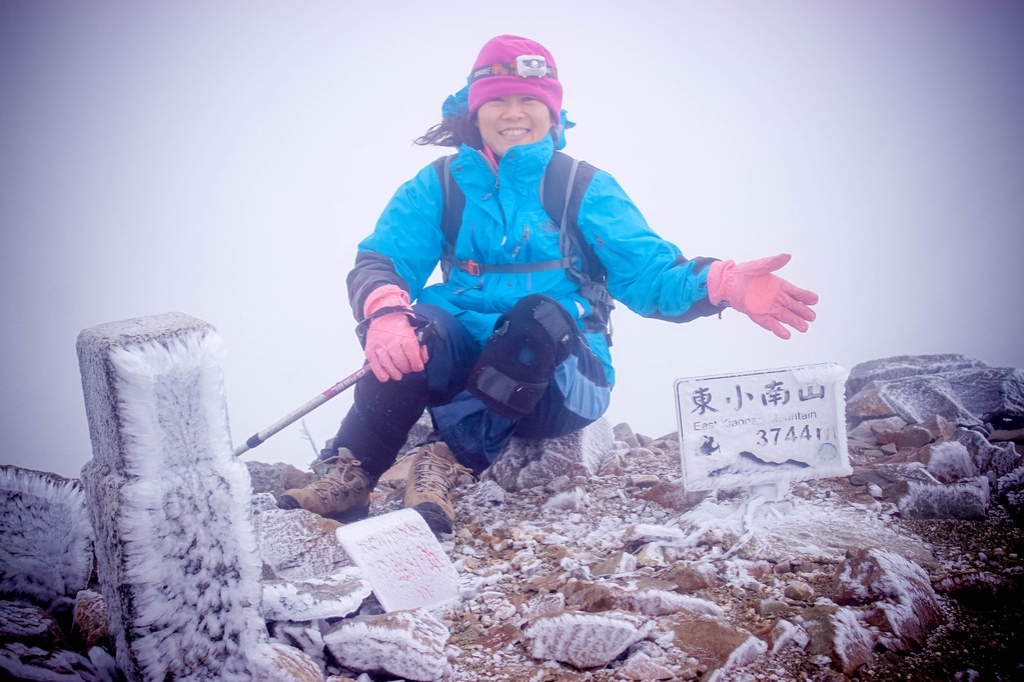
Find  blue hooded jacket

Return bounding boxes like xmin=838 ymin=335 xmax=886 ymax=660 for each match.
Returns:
xmin=347 ymin=133 xmax=720 ymax=386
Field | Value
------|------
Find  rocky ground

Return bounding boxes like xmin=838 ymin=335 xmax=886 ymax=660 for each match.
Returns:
xmin=4 ymin=354 xmax=1024 ymax=681
xmin=352 ymin=431 xmax=1022 ymax=682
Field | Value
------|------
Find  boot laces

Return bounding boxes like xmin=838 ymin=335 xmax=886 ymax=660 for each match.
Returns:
xmin=312 ymin=456 xmax=369 ymax=503
xmin=412 ymin=447 xmax=470 ymax=494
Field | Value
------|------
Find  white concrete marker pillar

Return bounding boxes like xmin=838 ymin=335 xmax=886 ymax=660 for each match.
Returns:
xmin=78 ymin=313 xmax=267 ymax=682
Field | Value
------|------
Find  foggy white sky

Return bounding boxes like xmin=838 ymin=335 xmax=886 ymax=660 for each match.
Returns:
xmin=2 ymin=1 xmax=1022 ymax=478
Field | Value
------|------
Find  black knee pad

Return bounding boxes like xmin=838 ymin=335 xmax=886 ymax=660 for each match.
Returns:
xmin=467 ymin=295 xmax=577 ymax=420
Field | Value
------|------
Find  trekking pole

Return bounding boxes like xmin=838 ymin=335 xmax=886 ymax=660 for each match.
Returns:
xmin=233 ymin=366 xmax=370 ymax=457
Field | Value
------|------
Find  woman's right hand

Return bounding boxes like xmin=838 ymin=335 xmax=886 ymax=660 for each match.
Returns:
xmin=362 ymin=285 xmax=429 ymax=381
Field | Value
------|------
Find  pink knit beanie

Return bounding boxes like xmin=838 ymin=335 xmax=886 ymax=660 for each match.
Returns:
xmin=467 ymin=35 xmax=562 ymax=118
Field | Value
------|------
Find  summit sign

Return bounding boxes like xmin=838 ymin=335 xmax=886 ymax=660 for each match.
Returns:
xmin=674 ymin=363 xmax=851 ymax=491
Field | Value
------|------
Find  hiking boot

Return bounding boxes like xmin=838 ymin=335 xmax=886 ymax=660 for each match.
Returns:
xmin=277 ymin=449 xmax=373 ymax=522
xmin=404 ymin=442 xmax=473 ymax=535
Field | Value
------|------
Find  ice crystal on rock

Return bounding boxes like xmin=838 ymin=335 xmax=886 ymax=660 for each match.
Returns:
xmin=522 ymin=610 xmax=654 ymax=669
xmin=484 ymin=418 xmax=614 ymax=491
xmin=261 ymin=569 xmax=370 ymax=622
xmin=322 ymin=608 xmax=451 ymax=682
xmin=845 ymin=354 xmax=988 ymax=397
xmin=661 ymin=612 xmax=767 ymax=679
xmin=73 ymin=589 xmax=110 ymax=649
xmin=803 ymin=605 xmax=876 ymax=676
xmin=253 ymin=508 xmax=351 ymax=580
xmin=923 ymin=441 xmax=977 ymax=483
xmin=834 ymin=548 xmax=942 ymax=652
xmin=890 ymin=476 xmax=991 ymax=520
xmin=247 ymin=641 xmax=324 ymax=682
xmin=0 ymin=466 xmax=94 ymax=604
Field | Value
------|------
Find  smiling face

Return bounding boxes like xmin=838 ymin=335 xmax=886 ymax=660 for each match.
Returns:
xmin=475 ymin=94 xmax=556 ymax=158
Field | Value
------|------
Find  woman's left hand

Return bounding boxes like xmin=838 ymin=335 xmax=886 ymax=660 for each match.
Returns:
xmin=707 ymin=254 xmax=819 ymax=339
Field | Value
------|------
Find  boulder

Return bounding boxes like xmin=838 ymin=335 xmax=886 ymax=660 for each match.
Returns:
xmin=845 ymin=354 xmax=987 ymax=397
xmin=846 ymin=376 xmax=982 ymax=428
xmin=323 ymin=608 xmax=450 ymax=682
xmin=522 ymin=610 xmax=654 ymax=669
xmin=886 ymin=476 xmax=990 ymax=520
xmin=484 ymin=418 xmax=614 ymax=492
xmin=0 ymin=466 xmax=94 ymax=606
xmin=616 ymin=651 xmax=676 ymax=680
xmin=613 ymin=421 xmax=640 ymax=448
xmin=72 ymin=589 xmax=110 ymax=650
xmin=0 ymin=600 xmax=66 ymax=648
xmin=833 ymin=548 xmax=942 ymax=652
xmin=661 ymin=612 xmax=767 ymax=678
xmin=803 ymin=604 xmax=875 ymax=675
xmin=246 ymin=461 xmax=317 ymax=501
xmin=252 ymin=508 xmax=351 ymax=580
xmin=248 ymin=641 xmax=325 ymax=682
xmin=261 ymin=569 xmax=371 ymax=622
xmin=953 ymin=429 xmax=1020 ymax=479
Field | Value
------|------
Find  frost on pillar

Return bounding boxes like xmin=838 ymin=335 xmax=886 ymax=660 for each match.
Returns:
xmin=77 ymin=313 xmax=267 ymax=682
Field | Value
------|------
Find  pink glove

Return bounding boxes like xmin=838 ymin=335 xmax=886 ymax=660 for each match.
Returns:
xmin=707 ymin=254 xmax=819 ymax=340
xmin=362 ymin=285 xmax=429 ymax=381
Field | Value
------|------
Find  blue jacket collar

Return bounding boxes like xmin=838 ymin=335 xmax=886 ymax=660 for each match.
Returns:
xmin=457 ymin=135 xmax=555 ymax=195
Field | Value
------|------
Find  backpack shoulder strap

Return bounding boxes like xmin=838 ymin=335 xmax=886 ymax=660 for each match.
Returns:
xmin=432 ymin=154 xmax=463 ymax=280
xmin=541 ymin=152 xmax=600 ymax=274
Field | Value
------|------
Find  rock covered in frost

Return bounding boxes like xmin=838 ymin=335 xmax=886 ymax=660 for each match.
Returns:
xmin=933 ymin=571 xmax=1017 ymax=607
xmin=253 ymin=508 xmax=351 ymax=580
xmin=997 ymin=464 xmax=1024 ymax=518
xmin=769 ymin=619 xmax=810 ymax=652
xmin=847 ymin=416 xmax=908 ymax=442
xmin=0 ymin=600 xmax=116 ymax=681
xmin=591 ymin=550 xmax=637 ymax=576
xmin=0 ymin=465 xmax=94 ymax=605
xmin=663 ymin=561 xmax=722 ymax=593
xmin=565 ymin=580 xmax=724 ymax=618
xmin=247 ymin=641 xmax=324 ymax=682
xmin=846 ymin=376 xmax=982 ymax=427
xmin=845 ymin=354 xmax=987 ymax=397
xmin=522 ymin=610 xmax=654 ymax=669
xmin=846 ymin=355 xmax=1024 ymax=430
xmin=616 ymin=651 xmax=675 ymax=680
xmin=613 ymin=421 xmax=640 ymax=448
xmin=0 ymin=641 xmax=107 ymax=682
xmin=0 ymin=599 xmax=66 ymax=648
xmin=944 ymin=367 xmax=1024 ymax=423
xmin=268 ymin=622 xmax=328 ymax=672
xmin=920 ymin=441 xmax=977 ymax=483
xmin=519 ymin=592 xmax=567 ymax=620
xmin=322 ymin=608 xmax=450 ymax=681
xmin=662 ymin=612 xmax=767 ymax=678
xmin=953 ymin=429 xmax=1020 ymax=479
xmin=803 ymin=604 xmax=875 ymax=675
xmin=887 ymin=475 xmax=990 ymax=519
xmin=262 ymin=568 xmax=371 ymax=622
xmin=484 ymin=418 xmax=614 ymax=491
xmin=246 ymin=461 xmax=317 ymax=500
xmin=73 ymin=589 xmax=110 ymax=649
xmin=834 ymin=548 xmax=942 ymax=651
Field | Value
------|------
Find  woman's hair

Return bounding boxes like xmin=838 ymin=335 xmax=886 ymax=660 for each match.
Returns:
xmin=414 ymin=114 xmax=561 ymax=150
xmin=414 ymin=115 xmax=482 ymax=149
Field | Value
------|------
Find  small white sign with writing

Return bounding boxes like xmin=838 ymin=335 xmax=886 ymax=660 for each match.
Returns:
xmin=335 ymin=508 xmax=459 ymax=612
xmin=674 ymin=363 xmax=851 ymax=491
